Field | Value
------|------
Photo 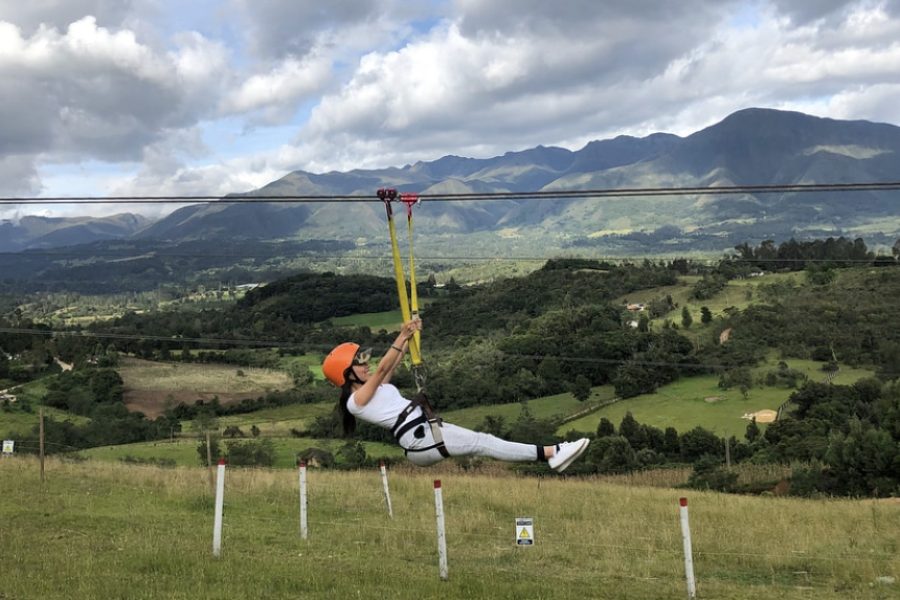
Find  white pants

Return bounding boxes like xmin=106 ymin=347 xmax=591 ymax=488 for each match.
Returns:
xmin=401 ymin=421 xmax=539 ymax=467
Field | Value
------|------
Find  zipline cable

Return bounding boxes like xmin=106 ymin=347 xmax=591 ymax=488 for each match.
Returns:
xmin=4 ymin=180 xmax=900 ymax=204
xmin=3 ymin=326 xmax=900 ymax=377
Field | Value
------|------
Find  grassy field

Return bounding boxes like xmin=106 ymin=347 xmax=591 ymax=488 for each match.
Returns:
xmin=561 ymin=361 xmax=877 ymax=438
xmin=1 ymin=457 xmax=897 ymax=599
xmin=76 ymin=437 xmax=404 ymax=469
xmin=275 ymin=353 xmax=326 ymax=381
xmin=442 ymin=386 xmax=616 ymax=430
xmin=615 ymin=272 xmax=806 ymax=324
xmin=1 ymin=376 xmax=92 ymax=437
xmin=331 ymin=309 xmax=404 ymax=330
xmin=118 ymin=358 xmax=294 ymax=417
xmin=203 ymin=402 xmax=335 ymax=436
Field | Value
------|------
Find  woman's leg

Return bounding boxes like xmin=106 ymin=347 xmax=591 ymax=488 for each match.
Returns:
xmin=439 ymin=423 xmax=540 ymax=461
xmin=403 ymin=422 xmax=588 ymax=472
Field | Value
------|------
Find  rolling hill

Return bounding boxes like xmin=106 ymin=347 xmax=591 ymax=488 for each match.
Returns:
xmin=140 ymin=108 xmax=900 ymax=246
xmin=6 ymin=108 xmax=899 ymax=256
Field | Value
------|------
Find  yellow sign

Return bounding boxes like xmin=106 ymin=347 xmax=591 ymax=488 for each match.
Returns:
xmin=515 ymin=517 xmax=534 ymax=546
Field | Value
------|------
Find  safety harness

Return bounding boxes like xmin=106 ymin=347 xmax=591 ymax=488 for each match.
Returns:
xmin=378 ymin=187 xmax=449 ymax=458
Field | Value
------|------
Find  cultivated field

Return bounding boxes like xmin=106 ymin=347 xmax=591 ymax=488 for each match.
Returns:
xmin=118 ymin=357 xmax=293 ymax=417
xmin=1 ymin=457 xmax=897 ymax=599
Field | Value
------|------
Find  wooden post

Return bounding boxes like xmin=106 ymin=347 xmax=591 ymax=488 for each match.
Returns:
xmin=39 ymin=406 xmax=45 ymax=482
xmin=380 ymin=461 xmax=394 ymax=519
xmin=206 ymin=431 xmax=213 ymax=489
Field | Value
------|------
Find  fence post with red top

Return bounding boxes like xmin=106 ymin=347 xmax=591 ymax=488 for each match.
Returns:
xmin=434 ymin=480 xmax=448 ymax=581
xmin=679 ymin=497 xmax=697 ymax=598
xmin=298 ymin=460 xmax=308 ymax=540
xmin=212 ymin=458 xmax=226 ymax=557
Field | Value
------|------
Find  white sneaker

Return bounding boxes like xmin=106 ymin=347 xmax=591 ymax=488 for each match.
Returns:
xmin=548 ymin=438 xmax=590 ymax=473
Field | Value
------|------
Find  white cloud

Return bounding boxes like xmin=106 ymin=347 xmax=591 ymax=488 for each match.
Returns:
xmin=1 ymin=0 xmax=900 ymax=211
xmin=221 ymin=52 xmax=333 ymax=122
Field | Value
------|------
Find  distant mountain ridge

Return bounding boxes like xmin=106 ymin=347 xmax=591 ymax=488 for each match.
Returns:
xmin=6 ymin=108 xmax=900 ymax=253
xmin=141 ymin=108 xmax=900 ymax=245
xmin=0 ymin=213 xmax=149 ymax=253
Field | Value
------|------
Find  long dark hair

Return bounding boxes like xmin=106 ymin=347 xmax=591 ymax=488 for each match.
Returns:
xmin=337 ymin=367 xmax=357 ymax=435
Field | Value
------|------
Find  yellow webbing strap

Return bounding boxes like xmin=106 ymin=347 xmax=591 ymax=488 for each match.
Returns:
xmin=406 ymin=206 xmax=422 ymax=357
xmin=384 ymin=198 xmax=422 ymax=365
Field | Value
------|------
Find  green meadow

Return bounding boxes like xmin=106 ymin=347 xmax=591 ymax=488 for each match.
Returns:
xmin=331 ymin=309 xmax=404 ymax=330
xmin=1 ymin=457 xmax=897 ymax=599
xmin=77 ymin=437 xmax=404 ymax=469
xmin=442 ymin=386 xmax=616 ymax=429
xmin=561 ymin=361 xmax=877 ymax=438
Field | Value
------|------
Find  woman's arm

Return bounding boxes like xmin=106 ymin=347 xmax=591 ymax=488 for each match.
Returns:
xmin=381 ymin=336 xmax=409 ymax=385
xmin=351 ymin=318 xmax=421 ymax=407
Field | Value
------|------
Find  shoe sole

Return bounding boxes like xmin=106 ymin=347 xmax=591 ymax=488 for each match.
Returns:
xmin=553 ymin=439 xmax=590 ymax=473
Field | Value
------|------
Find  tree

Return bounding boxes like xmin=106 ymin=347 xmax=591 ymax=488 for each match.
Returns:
xmin=226 ymin=439 xmax=275 ymax=467
xmin=587 ymin=435 xmax=637 ymax=474
xmin=700 ymin=306 xmax=712 ymax=325
xmin=197 ymin=434 xmax=221 ymax=466
xmin=745 ymin=417 xmax=761 ymax=443
xmin=223 ymin=425 xmax=245 ymax=438
xmin=477 ymin=415 xmax=507 ymax=437
xmin=337 ymin=440 xmax=367 ymax=468
xmin=681 ymin=306 xmax=693 ymax=329
xmin=679 ymin=426 xmax=722 ymax=462
xmin=596 ymin=417 xmax=615 ymax=437
xmin=571 ymin=374 xmax=591 ymax=402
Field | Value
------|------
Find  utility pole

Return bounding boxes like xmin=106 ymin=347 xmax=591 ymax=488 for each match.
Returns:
xmin=206 ymin=431 xmax=214 ymax=489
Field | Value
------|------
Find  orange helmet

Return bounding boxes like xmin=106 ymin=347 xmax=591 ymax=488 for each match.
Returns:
xmin=322 ymin=343 xmax=371 ymax=387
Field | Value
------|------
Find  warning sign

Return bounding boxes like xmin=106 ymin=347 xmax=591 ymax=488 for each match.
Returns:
xmin=515 ymin=517 xmax=534 ymax=546
xmin=2 ymin=440 xmax=14 ymax=455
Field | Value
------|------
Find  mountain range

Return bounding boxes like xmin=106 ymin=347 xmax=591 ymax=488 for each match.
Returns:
xmin=3 ymin=108 xmax=899 ymax=255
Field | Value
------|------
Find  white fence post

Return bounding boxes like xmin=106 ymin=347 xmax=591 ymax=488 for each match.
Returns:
xmin=298 ymin=460 xmax=308 ymax=540
xmin=679 ymin=497 xmax=697 ymax=598
xmin=434 ymin=480 xmax=448 ymax=581
xmin=380 ymin=461 xmax=394 ymax=519
xmin=212 ymin=458 xmax=226 ymax=557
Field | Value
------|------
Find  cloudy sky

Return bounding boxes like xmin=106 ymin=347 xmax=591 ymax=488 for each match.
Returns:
xmin=1 ymin=0 xmax=899 ymax=217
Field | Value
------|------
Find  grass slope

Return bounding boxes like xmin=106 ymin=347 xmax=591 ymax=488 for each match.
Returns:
xmin=441 ymin=386 xmax=616 ymax=429
xmin=77 ymin=437 xmax=403 ymax=469
xmin=1 ymin=458 xmax=897 ymax=599
xmin=118 ymin=357 xmax=293 ymax=417
xmin=561 ymin=360 xmax=876 ymax=438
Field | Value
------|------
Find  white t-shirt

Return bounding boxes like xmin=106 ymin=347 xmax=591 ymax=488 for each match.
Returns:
xmin=348 ymin=383 xmax=423 ymax=430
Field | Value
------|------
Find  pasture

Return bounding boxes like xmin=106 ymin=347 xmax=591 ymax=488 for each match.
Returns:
xmin=330 ymin=309 xmax=403 ymax=330
xmin=442 ymin=386 xmax=616 ymax=430
xmin=615 ymin=272 xmax=806 ymax=323
xmin=77 ymin=437 xmax=403 ymax=469
xmin=1 ymin=457 xmax=897 ymax=599
xmin=560 ymin=360 xmax=876 ymax=438
xmin=118 ymin=357 xmax=293 ymax=418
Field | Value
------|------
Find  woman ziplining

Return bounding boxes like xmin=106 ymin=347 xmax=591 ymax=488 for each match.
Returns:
xmin=320 ymin=188 xmax=589 ymax=472
xmin=322 ymin=319 xmax=590 ymax=472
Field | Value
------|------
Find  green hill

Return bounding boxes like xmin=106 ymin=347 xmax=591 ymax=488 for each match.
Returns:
xmin=1 ymin=457 xmax=897 ymax=599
